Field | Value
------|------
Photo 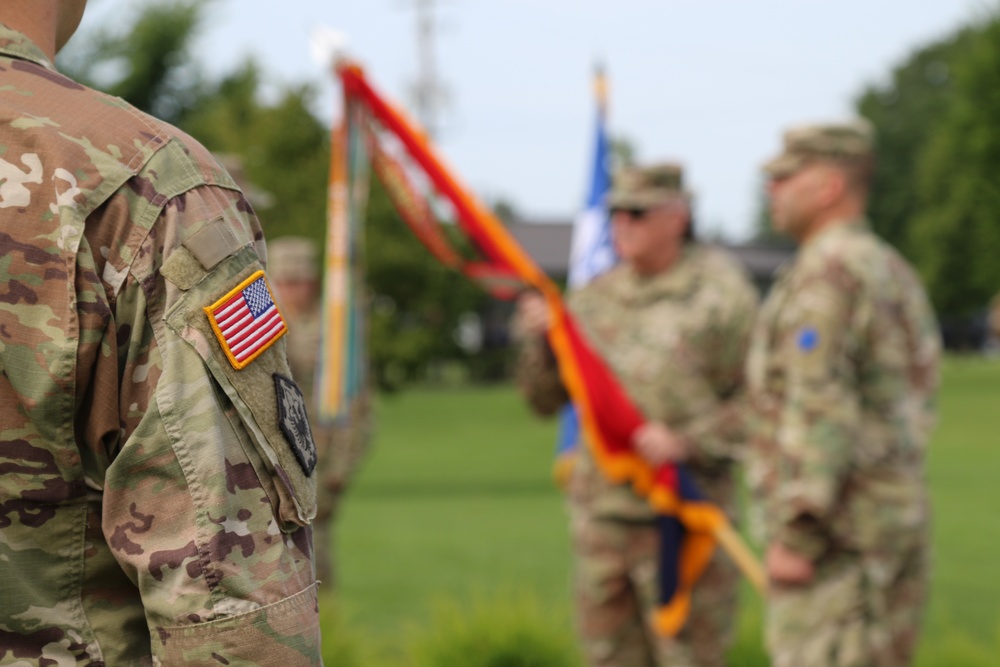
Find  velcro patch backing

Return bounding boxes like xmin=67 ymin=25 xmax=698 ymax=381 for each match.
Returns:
xmin=185 ymin=217 xmax=244 ymax=271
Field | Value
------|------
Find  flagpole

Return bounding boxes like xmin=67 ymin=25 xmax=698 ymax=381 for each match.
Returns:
xmin=714 ymin=523 xmax=767 ymax=595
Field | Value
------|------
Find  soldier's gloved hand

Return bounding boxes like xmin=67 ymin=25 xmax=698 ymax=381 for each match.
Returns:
xmin=514 ymin=291 xmax=552 ymax=339
xmin=631 ymin=421 xmax=689 ymax=466
xmin=766 ymin=542 xmax=815 ymax=586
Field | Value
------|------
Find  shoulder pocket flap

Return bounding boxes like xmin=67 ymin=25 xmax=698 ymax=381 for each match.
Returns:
xmin=163 ymin=244 xmax=317 ymax=527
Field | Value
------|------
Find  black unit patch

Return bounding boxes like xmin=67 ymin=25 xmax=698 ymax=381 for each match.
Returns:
xmin=273 ymin=373 xmax=317 ymax=476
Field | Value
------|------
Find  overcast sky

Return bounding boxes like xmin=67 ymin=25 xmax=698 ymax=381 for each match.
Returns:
xmin=83 ymin=0 xmax=983 ymax=240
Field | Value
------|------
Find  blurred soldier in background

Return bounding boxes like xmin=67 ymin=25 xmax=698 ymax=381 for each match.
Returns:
xmin=515 ymin=163 xmax=758 ymax=667
xmin=0 ymin=1 xmax=321 ymax=664
xmin=269 ymin=236 xmax=372 ymax=586
xmin=747 ymin=120 xmax=941 ymax=667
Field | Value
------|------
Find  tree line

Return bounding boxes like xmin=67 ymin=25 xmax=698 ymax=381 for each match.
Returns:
xmin=58 ymin=0 xmax=486 ymax=390
xmin=59 ymin=1 xmax=999 ymax=383
xmin=857 ymin=9 xmax=1000 ymax=331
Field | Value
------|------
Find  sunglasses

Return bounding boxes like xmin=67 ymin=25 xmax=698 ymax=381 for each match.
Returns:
xmin=610 ymin=206 xmax=650 ymax=220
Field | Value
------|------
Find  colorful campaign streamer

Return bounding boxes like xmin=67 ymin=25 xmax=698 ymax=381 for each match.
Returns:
xmin=555 ymin=65 xmax=618 ymax=488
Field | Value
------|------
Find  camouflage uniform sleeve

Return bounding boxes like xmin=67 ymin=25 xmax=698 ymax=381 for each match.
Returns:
xmin=514 ymin=334 xmax=570 ymax=417
xmin=105 ymin=178 xmax=321 ymax=664
xmin=771 ymin=259 xmax=862 ymax=560
xmin=680 ymin=274 xmax=759 ymax=469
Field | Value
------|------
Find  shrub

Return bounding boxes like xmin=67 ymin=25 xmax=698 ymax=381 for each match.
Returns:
xmin=405 ymin=591 xmax=580 ymax=667
xmin=319 ymin=601 xmax=381 ymax=667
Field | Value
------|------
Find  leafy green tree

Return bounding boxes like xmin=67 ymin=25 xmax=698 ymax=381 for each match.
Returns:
xmin=58 ymin=0 xmax=210 ymax=126
xmin=364 ymin=180 xmax=488 ymax=390
xmin=856 ymin=27 xmax=978 ymax=258
xmin=182 ymin=63 xmax=330 ymax=243
xmin=909 ymin=12 xmax=1000 ymax=318
xmin=55 ymin=0 xmax=498 ymax=385
xmin=60 ymin=1 xmax=328 ymax=244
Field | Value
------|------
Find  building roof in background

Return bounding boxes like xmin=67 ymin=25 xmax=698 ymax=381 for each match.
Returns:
xmin=506 ymin=219 xmax=575 ymax=275
xmin=720 ymin=241 xmax=795 ymax=280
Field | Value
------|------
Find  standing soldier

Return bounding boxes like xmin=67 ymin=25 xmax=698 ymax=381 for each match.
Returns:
xmin=747 ymin=121 xmax=941 ymax=666
xmin=269 ymin=236 xmax=372 ymax=587
xmin=0 ymin=2 xmax=321 ymax=664
xmin=515 ymin=163 xmax=758 ymax=667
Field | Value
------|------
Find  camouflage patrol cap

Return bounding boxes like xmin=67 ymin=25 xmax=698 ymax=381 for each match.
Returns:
xmin=607 ymin=162 xmax=689 ymax=211
xmin=763 ymin=120 xmax=874 ymax=179
xmin=267 ymin=236 xmax=319 ymax=282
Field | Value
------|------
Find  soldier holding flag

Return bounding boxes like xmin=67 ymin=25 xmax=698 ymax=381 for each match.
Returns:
xmin=516 ymin=163 xmax=757 ymax=667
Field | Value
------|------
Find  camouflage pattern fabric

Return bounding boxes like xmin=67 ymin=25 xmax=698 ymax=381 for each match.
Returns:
xmin=517 ymin=245 xmax=758 ymax=666
xmin=0 ymin=26 xmax=321 ymax=665
xmin=762 ymin=120 xmax=874 ymax=180
xmin=282 ymin=303 xmax=372 ymax=586
xmin=746 ymin=219 xmax=940 ymax=666
xmin=765 ymin=538 xmax=927 ymax=667
xmin=572 ymin=514 xmax=738 ymax=667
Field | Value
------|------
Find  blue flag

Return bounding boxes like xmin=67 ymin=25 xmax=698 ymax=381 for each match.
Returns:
xmin=555 ymin=67 xmax=616 ymax=486
xmin=567 ymin=67 xmax=614 ymax=289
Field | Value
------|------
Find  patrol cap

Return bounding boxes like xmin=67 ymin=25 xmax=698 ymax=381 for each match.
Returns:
xmin=607 ymin=162 xmax=689 ymax=211
xmin=762 ymin=120 xmax=874 ymax=179
xmin=267 ymin=236 xmax=319 ymax=282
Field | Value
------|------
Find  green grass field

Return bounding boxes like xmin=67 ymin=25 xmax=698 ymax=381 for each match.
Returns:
xmin=326 ymin=357 xmax=1000 ymax=665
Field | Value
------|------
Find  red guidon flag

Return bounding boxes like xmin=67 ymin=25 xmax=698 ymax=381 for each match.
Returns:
xmin=205 ymin=270 xmax=288 ymax=370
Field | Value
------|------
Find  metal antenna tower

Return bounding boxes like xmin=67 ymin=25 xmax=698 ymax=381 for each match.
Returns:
xmin=408 ymin=0 xmax=449 ymax=139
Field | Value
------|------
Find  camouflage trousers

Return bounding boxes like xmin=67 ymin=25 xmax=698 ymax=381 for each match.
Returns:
xmin=571 ymin=511 xmax=738 ymax=667
xmin=766 ymin=536 xmax=928 ymax=667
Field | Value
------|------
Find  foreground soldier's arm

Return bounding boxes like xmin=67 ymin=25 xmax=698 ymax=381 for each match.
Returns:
xmin=769 ymin=257 xmax=860 ymax=561
xmin=0 ymin=10 xmax=320 ymax=664
xmin=104 ymin=155 xmax=321 ymax=663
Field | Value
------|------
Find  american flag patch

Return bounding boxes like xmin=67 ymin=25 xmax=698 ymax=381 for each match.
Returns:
xmin=204 ymin=270 xmax=288 ymax=370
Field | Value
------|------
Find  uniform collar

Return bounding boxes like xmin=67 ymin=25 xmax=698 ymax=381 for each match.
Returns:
xmin=769 ymin=218 xmax=868 ymax=282
xmin=616 ymin=245 xmax=702 ymax=304
xmin=0 ymin=23 xmax=56 ymax=71
xmin=801 ymin=217 xmax=869 ymax=251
